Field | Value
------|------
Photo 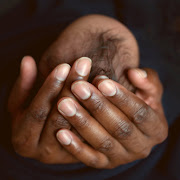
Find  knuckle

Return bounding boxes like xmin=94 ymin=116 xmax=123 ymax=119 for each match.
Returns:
xmin=74 ymin=116 xmax=89 ymax=129
xmin=130 ymin=141 xmax=151 ymax=159
xmin=87 ymin=157 xmax=99 ymax=168
xmin=138 ymin=148 xmax=151 ymax=159
xmin=28 ymin=106 xmax=49 ymax=123
xmin=12 ymin=135 xmax=34 ymax=157
xmin=90 ymin=97 xmax=105 ymax=114
xmin=38 ymin=146 xmax=55 ymax=164
xmin=156 ymin=123 xmax=169 ymax=143
xmin=133 ymin=105 xmax=152 ymax=124
xmin=112 ymin=121 xmax=133 ymax=140
xmin=96 ymin=137 xmax=113 ymax=153
xmin=128 ymin=137 xmax=151 ymax=159
xmin=50 ymin=114 xmax=71 ymax=129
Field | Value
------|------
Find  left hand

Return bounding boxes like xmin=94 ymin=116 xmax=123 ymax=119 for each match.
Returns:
xmin=56 ymin=68 xmax=168 ymax=169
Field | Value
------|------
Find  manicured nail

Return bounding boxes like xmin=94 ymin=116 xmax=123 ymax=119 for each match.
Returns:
xmin=57 ymin=130 xmax=72 ymax=145
xmin=75 ymin=57 xmax=92 ymax=76
xmin=58 ymin=98 xmax=76 ymax=117
xmin=98 ymin=80 xmax=117 ymax=96
xmin=71 ymin=81 xmax=91 ymax=100
xmin=134 ymin=69 xmax=147 ymax=78
xmin=55 ymin=64 xmax=71 ymax=81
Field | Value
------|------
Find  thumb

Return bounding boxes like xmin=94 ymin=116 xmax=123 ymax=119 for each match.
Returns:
xmin=127 ymin=68 xmax=163 ymax=108
xmin=8 ymin=56 xmax=37 ymax=115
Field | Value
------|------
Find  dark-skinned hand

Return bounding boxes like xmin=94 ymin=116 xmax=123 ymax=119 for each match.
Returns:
xmin=56 ymin=67 xmax=168 ymax=169
xmin=8 ymin=56 xmax=168 ymax=168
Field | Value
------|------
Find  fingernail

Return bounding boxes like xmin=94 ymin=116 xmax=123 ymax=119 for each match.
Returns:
xmin=75 ymin=57 xmax=92 ymax=76
xmin=95 ymin=75 xmax=109 ymax=80
xmin=98 ymin=80 xmax=117 ymax=96
xmin=134 ymin=69 xmax=147 ymax=78
xmin=71 ymin=81 xmax=91 ymax=100
xmin=57 ymin=130 xmax=72 ymax=145
xmin=58 ymin=98 xmax=76 ymax=117
xmin=55 ymin=64 xmax=71 ymax=81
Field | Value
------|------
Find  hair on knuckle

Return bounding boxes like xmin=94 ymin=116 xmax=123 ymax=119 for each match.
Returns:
xmin=112 ymin=121 xmax=133 ymax=140
xmin=50 ymin=115 xmax=71 ymax=129
xmin=96 ymin=137 xmax=113 ymax=153
xmin=133 ymin=105 xmax=151 ymax=124
xmin=28 ymin=107 xmax=49 ymax=123
xmin=90 ymin=97 xmax=105 ymax=114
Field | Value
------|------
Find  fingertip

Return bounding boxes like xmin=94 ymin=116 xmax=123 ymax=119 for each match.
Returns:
xmin=20 ymin=56 xmax=37 ymax=90
xmin=54 ymin=63 xmax=71 ymax=81
xmin=92 ymin=75 xmax=109 ymax=86
xmin=21 ymin=56 xmax=37 ymax=76
xmin=75 ymin=57 xmax=92 ymax=77
xmin=128 ymin=68 xmax=147 ymax=79
xmin=56 ymin=129 xmax=72 ymax=145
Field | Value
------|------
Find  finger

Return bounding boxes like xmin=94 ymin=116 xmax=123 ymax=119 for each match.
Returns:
xmin=57 ymin=98 xmax=126 ymax=158
xmin=56 ymin=129 xmax=110 ymax=168
xmin=97 ymin=79 xmax=164 ymax=138
xmin=8 ymin=56 xmax=37 ymax=115
xmin=39 ymin=57 xmax=92 ymax=145
xmin=70 ymin=81 xmax=147 ymax=153
xmin=127 ymin=68 xmax=163 ymax=107
xmin=60 ymin=57 xmax=92 ymax=99
xmin=13 ymin=64 xmax=70 ymax=145
xmin=91 ymin=75 xmax=109 ymax=86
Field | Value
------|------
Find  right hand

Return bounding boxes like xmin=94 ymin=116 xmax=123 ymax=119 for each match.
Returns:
xmin=8 ymin=56 xmax=92 ymax=164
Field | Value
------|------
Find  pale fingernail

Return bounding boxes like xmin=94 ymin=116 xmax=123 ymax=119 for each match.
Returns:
xmin=134 ymin=69 xmax=147 ymax=78
xmin=71 ymin=81 xmax=91 ymax=100
xmin=98 ymin=80 xmax=117 ymax=96
xmin=75 ymin=57 xmax=92 ymax=76
xmin=55 ymin=64 xmax=71 ymax=81
xmin=57 ymin=130 xmax=72 ymax=145
xmin=58 ymin=98 xmax=76 ymax=117
xmin=95 ymin=75 xmax=109 ymax=80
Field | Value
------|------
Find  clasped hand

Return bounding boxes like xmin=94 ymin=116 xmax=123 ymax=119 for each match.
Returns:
xmin=8 ymin=56 xmax=168 ymax=169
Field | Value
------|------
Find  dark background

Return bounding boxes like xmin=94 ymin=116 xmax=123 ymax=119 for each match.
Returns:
xmin=0 ymin=0 xmax=179 ymax=179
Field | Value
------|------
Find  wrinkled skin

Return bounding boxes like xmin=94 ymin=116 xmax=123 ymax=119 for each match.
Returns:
xmin=8 ymin=15 xmax=168 ymax=168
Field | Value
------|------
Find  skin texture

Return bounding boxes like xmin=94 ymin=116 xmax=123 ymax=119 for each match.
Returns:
xmin=8 ymin=15 xmax=168 ymax=167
